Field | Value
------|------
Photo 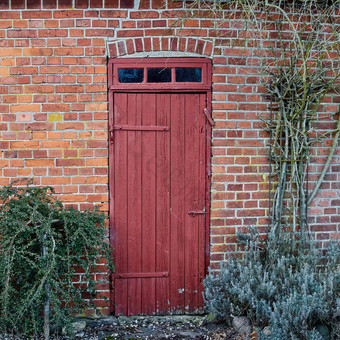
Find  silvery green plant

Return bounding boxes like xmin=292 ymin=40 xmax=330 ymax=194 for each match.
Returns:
xmin=204 ymin=227 xmax=339 ymax=339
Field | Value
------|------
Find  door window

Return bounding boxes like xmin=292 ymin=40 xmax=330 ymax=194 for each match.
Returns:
xmin=110 ymin=59 xmax=210 ymax=90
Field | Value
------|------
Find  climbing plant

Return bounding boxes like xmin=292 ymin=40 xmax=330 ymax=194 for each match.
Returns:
xmin=0 ymin=180 xmax=114 ymax=338
xmin=178 ymin=0 xmax=340 ymax=233
xmin=258 ymin=0 xmax=340 ymax=234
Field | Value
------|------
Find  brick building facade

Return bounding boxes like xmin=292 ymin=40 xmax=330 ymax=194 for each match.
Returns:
xmin=0 ymin=0 xmax=339 ymax=315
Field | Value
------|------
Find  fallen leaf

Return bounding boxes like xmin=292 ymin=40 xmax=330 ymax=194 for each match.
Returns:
xmin=251 ymin=330 xmax=257 ymax=340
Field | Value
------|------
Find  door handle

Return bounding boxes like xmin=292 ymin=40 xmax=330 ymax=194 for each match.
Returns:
xmin=188 ymin=209 xmax=206 ymax=216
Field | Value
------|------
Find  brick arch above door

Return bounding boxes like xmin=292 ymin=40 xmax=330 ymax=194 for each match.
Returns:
xmin=108 ymin=37 xmax=214 ymax=58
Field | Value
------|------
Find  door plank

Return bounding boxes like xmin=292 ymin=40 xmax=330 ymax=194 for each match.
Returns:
xmin=155 ymin=93 xmax=171 ymax=313
xmin=170 ymin=93 xmax=186 ymax=312
xmin=114 ymin=93 xmax=129 ymax=315
xmin=127 ymin=93 xmax=142 ymax=315
xmin=128 ymin=278 xmax=142 ymax=316
xmin=184 ymin=93 xmax=200 ymax=311
xmin=141 ymin=93 xmax=157 ymax=314
xmin=198 ymin=93 xmax=207 ymax=308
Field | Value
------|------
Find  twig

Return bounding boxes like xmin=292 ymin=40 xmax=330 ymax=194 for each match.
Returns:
xmin=307 ymin=113 xmax=340 ymax=205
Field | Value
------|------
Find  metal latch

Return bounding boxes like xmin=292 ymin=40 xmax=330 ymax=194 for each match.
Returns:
xmin=204 ymin=108 xmax=215 ymax=126
xmin=188 ymin=209 xmax=206 ymax=216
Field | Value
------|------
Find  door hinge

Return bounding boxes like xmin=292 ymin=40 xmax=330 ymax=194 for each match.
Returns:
xmin=109 ymin=130 xmax=114 ymax=144
xmin=204 ymin=108 xmax=215 ymax=126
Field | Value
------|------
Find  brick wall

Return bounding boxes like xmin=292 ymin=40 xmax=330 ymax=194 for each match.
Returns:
xmin=0 ymin=0 xmax=339 ymax=315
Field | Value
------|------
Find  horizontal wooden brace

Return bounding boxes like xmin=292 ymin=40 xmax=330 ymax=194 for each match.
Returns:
xmin=113 ymin=125 xmax=170 ymax=131
xmin=115 ymin=272 xmax=169 ymax=278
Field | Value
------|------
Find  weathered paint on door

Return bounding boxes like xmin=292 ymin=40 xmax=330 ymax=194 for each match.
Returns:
xmin=109 ymin=59 xmax=211 ymax=316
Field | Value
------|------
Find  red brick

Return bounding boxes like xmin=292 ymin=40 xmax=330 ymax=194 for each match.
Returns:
xmin=237 ymin=209 xmax=266 ymax=217
xmin=26 ymin=159 xmax=54 ymax=167
xmin=10 ymin=104 xmax=39 ymax=113
xmin=60 ymin=194 xmax=87 ymax=202
xmin=236 ymin=175 xmax=263 ymax=182
xmin=227 ymin=184 xmax=243 ymax=191
xmin=0 ymin=10 xmax=20 ymax=18
xmin=75 ymin=0 xmax=88 ymax=8
xmin=7 ymin=30 xmax=37 ymax=38
xmin=0 ymin=159 xmax=9 ymax=168
xmin=42 ymin=0 xmax=56 ymax=8
xmin=100 ymin=10 xmax=127 ymax=18
xmin=41 ymin=141 xmax=70 ymax=149
xmin=56 ymin=159 xmax=85 ymax=167
xmin=55 ymin=85 xmax=84 ymax=93
xmin=33 ymin=150 xmax=48 ymax=158
xmin=54 ymin=48 xmax=84 ymax=55
xmin=42 ymin=177 xmax=71 ymax=185
xmin=42 ymin=104 xmax=70 ymax=112
xmin=86 ymin=29 xmax=114 ymax=37
xmin=25 ymin=122 xmax=54 ymax=131
xmin=0 ymin=0 xmax=9 ymax=9
xmin=41 ymin=66 xmax=69 ymax=74
xmin=54 ymin=10 xmax=83 ymax=18
xmin=26 ymin=0 xmax=41 ymax=9
xmin=86 ymin=84 xmax=106 ymax=93
xmin=11 ymin=141 xmax=40 ymax=149
xmin=56 ymin=122 xmax=84 ymax=130
xmin=0 ymin=140 xmax=9 ymax=150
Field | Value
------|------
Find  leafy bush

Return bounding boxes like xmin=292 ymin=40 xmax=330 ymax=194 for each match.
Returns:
xmin=204 ymin=228 xmax=339 ymax=339
xmin=0 ymin=180 xmax=114 ymax=336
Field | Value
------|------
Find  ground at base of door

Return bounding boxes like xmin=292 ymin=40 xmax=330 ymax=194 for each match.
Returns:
xmin=0 ymin=315 xmax=240 ymax=339
xmin=74 ymin=315 xmax=238 ymax=339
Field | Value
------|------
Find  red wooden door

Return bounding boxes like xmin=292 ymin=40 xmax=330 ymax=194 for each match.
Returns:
xmin=109 ymin=59 xmax=211 ymax=316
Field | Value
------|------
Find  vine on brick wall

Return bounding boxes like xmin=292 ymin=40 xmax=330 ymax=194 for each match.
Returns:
xmin=260 ymin=0 xmax=340 ymax=235
xmin=183 ymin=0 xmax=340 ymax=233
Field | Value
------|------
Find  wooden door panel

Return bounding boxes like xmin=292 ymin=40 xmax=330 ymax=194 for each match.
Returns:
xmin=169 ymin=93 xmax=185 ymax=312
xmin=112 ymin=91 xmax=207 ymax=315
xmin=155 ymin=93 xmax=171 ymax=314
xmin=113 ymin=93 xmax=171 ymax=315
xmin=184 ymin=93 xmax=206 ymax=311
xmin=126 ymin=94 xmax=143 ymax=315
xmin=170 ymin=93 xmax=206 ymax=312
xmin=113 ymin=93 xmax=128 ymax=316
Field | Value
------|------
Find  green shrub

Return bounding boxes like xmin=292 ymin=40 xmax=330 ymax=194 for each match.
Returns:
xmin=0 ymin=180 xmax=114 ymax=336
xmin=204 ymin=228 xmax=339 ymax=339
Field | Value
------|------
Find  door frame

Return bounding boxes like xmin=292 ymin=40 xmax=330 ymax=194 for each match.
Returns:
xmin=108 ymin=57 xmax=212 ymax=314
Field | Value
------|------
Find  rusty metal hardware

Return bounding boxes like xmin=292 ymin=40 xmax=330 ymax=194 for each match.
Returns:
xmin=110 ymin=130 xmax=114 ymax=144
xmin=188 ymin=209 xmax=206 ymax=216
xmin=204 ymin=108 xmax=215 ymax=126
